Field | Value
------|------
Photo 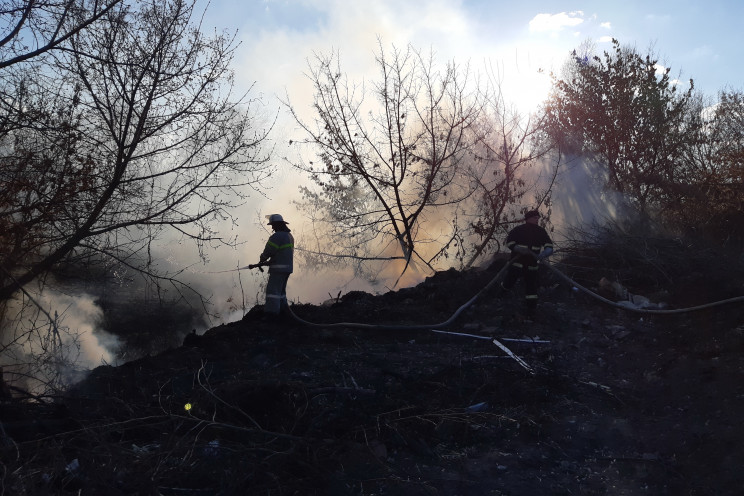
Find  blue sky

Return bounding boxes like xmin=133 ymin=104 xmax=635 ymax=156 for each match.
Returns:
xmin=200 ymin=0 xmax=743 ymax=115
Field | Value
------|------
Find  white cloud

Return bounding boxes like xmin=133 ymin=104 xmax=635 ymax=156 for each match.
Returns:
xmin=598 ymin=35 xmax=613 ymax=43
xmin=600 ymin=22 xmax=611 ymax=29
xmin=529 ymin=12 xmax=584 ymax=33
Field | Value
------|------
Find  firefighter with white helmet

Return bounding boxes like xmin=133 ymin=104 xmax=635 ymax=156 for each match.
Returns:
xmin=252 ymin=214 xmax=294 ymax=315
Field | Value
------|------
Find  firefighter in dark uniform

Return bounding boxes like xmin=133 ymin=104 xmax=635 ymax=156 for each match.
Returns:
xmin=257 ymin=214 xmax=294 ymax=315
xmin=501 ymin=210 xmax=554 ymax=315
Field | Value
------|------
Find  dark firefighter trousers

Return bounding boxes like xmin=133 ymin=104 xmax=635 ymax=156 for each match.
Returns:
xmin=502 ymin=262 xmax=539 ymax=311
xmin=265 ymin=272 xmax=290 ymax=315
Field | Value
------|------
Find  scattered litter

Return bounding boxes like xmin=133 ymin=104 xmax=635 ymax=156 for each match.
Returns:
xmin=202 ymin=439 xmax=221 ymax=457
xmin=430 ymin=329 xmax=490 ymax=341
xmin=501 ymin=337 xmax=550 ymax=344
xmin=599 ymin=277 xmax=667 ymax=310
xmin=492 ymin=338 xmax=534 ymax=374
xmin=65 ymin=458 xmax=80 ymax=474
xmin=132 ymin=443 xmax=160 ymax=454
xmin=430 ymin=329 xmax=549 ymax=344
xmin=429 ymin=329 xmax=537 ymax=373
xmin=580 ymin=380 xmax=612 ymax=393
xmin=466 ymin=402 xmax=488 ymax=412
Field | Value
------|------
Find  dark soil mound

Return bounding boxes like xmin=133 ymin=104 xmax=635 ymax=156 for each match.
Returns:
xmin=3 ymin=259 xmax=744 ymax=495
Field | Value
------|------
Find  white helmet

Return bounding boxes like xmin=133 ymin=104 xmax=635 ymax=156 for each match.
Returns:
xmin=266 ymin=213 xmax=288 ymax=225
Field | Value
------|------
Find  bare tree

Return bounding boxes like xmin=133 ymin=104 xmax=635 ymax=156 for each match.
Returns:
xmin=1 ymin=0 xmax=273 ymax=394
xmin=285 ymin=42 xmax=482 ymax=283
xmin=0 ymin=0 xmax=123 ymax=69
xmin=456 ymin=71 xmax=559 ymax=269
xmin=0 ymin=0 xmax=273 ymax=302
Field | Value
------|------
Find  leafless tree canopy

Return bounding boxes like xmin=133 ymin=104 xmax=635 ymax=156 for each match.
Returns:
xmin=286 ymin=44 xmax=558 ymax=280
xmin=0 ymin=0 xmax=274 ymax=395
xmin=287 ymin=43 xmax=487 ymax=281
xmin=458 ymin=69 xmax=559 ymax=269
xmin=0 ymin=0 xmax=123 ymax=69
xmin=0 ymin=0 xmax=273 ymax=302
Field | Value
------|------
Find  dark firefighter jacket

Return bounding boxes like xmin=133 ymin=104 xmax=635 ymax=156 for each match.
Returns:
xmin=506 ymin=223 xmax=553 ymax=268
xmin=260 ymin=230 xmax=294 ymax=273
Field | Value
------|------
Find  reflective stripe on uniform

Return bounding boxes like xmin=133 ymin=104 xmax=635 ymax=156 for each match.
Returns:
xmin=266 ymin=241 xmax=294 ymax=250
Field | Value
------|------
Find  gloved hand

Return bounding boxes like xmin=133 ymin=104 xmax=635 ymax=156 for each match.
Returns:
xmin=537 ymin=247 xmax=553 ymax=261
xmin=248 ymin=263 xmax=264 ymax=272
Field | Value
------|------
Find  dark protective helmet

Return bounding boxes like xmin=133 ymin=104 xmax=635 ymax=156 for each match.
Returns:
xmin=524 ymin=210 xmax=540 ymax=220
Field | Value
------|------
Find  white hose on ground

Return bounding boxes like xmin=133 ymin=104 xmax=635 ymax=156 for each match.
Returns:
xmin=286 ymin=258 xmax=744 ymax=328
xmin=286 ymin=260 xmax=513 ymax=330
xmin=542 ymin=261 xmax=744 ymax=315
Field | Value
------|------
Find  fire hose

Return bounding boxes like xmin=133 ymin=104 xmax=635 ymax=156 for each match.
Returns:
xmin=283 ymin=260 xmax=515 ymax=330
xmin=541 ymin=261 xmax=744 ymax=314
xmin=219 ymin=252 xmax=744 ymax=330
xmin=242 ymin=258 xmax=743 ymax=375
xmin=277 ymin=258 xmax=744 ymax=328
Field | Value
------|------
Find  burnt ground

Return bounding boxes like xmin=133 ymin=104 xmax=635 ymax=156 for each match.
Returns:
xmin=2 ymin=258 xmax=744 ymax=495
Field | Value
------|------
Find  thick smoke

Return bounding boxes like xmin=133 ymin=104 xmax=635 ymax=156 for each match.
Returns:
xmin=1 ymin=153 xmax=624 ymax=385
xmin=536 ymin=155 xmax=623 ymax=244
xmin=0 ymin=284 xmax=118 ymax=393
